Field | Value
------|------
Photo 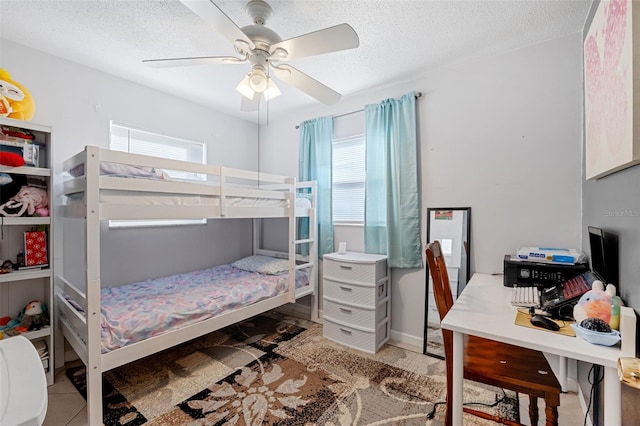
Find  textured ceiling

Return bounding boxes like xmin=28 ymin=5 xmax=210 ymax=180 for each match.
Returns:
xmin=0 ymin=0 xmax=592 ymax=122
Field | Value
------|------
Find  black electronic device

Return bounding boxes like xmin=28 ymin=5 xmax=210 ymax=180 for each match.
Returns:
xmin=503 ymin=255 xmax=589 ymax=288
xmin=587 ymin=226 xmax=618 ymax=285
xmin=530 ymin=314 xmax=560 ymax=331
xmin=540 ymin=271 xmax=596 ymax=318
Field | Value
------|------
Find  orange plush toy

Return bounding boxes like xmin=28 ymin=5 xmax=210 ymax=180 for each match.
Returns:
xmin=0 ymin=68 xmax=35 ymax=121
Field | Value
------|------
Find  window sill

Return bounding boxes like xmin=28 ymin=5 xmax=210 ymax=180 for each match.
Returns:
xmin=333 ymin=222 xmax=364 ymax=228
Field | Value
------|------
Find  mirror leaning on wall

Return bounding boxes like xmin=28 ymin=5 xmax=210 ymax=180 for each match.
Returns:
xmin=423 ymin=207 xmax=471 ymax=357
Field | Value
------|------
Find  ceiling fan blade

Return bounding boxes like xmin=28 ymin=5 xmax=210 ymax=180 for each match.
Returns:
xmin=270 ymin=23 xmax=359 ymax=61
xmin=240 ymin=95 xmax=260 ymax=112
xmin=180 ymin=0 xmax=255 ymax=50
xmin=143 ymin=56 xmax=246 ymax=68
xmin=273 ymin=64 xmax=341 ymax=105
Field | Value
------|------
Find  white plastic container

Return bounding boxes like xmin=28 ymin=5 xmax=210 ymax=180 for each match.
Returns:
xmin=0 ymin=336 xmax=48 ymax=426
xmin=516 ymin=247 xmax=585 ymax=264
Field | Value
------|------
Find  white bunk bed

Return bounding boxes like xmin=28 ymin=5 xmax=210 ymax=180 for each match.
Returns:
xmin=55 ymin=146 xmax=317 ymax=425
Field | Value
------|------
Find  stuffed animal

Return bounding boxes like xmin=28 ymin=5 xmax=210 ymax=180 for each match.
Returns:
xmin=0 ymin=68 xmax=35 ymax=121
xmin=573 ymin=280 xmax=622 ymax=329
xmin=0 ymin=152 xmax=25 ymax=167
xmin=0 ymin=95 xmax=10 ymax=118
xmin=19 ymin=300 xmax=49 ymax=331
xmin=34 ymin=207 xmax=49 ymax=217
xmin=3 ymin=301 xmax=49 ymax=336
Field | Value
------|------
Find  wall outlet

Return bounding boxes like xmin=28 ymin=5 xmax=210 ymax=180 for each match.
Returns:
xmin=338 ymin=242 xmax=347 ymax=254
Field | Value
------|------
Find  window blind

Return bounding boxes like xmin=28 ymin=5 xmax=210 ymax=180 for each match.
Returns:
xmin=332 ymin=135 xmax=365 ymax=223
xmin=109 ymin=122 xmax=207 ymax=227
xmin=110 ymin=123 xmax=206 ymax=181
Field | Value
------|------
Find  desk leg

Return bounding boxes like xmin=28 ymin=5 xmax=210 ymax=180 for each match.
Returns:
xmin=559 ymin=356 xmax=567 ymax=392
xmin=603 ymin=366 xmax=621 ymax=426
xmin=452 ymin=331 xmax=464 ymax=426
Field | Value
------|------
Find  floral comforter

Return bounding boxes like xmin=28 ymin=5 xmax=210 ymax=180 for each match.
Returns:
xmin=100 ymin=265 xmax=308 ymax=352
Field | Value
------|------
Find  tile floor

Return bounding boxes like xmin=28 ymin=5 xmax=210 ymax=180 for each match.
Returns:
xmin=43 ymin=362 xmax=87 ymax=426
xmin=43 ymin=361 xmax=587 ymax=426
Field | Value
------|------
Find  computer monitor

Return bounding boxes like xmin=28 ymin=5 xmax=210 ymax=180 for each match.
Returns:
xmin=587 ymin=226 xmax=618 ymax=285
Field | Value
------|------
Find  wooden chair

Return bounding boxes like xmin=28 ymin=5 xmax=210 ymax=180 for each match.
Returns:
xmin=426 ymin=240 xmax=561 ymax=426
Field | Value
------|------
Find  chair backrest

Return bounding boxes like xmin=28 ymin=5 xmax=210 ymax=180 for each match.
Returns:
xmin=426 ymin=240 xmax=455 ymax=321
xmin=425 ymin=240 xmax=455 ymax=369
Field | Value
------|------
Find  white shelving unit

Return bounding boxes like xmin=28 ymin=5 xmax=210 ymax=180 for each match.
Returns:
xmin=0 ymin=116 xmax=53 ymax=385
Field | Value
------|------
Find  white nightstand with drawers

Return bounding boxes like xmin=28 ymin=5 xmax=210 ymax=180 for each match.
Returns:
xmin=322 ymin=251 xmax=390 ymax=353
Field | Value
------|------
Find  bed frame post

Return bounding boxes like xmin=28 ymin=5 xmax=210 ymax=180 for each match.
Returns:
xmin=252 ymin=218 xmax=260 ymax=255
xmin=84 ymin=146 xmax=104 ymax=425
xmin=220 ymin=167 xmax=227 ymax=217
xmin=287 ymin=178 xmax=296 ymax=303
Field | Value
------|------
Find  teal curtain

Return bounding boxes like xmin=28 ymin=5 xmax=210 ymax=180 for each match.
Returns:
xmin=299 ymin=116 xmax=334 ymax=256
xmin=364 ymin=92 xmax=422 ymax=268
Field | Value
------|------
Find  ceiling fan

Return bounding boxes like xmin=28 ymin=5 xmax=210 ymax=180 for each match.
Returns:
xmin=143 ymin=0 xmax=359 ymax=111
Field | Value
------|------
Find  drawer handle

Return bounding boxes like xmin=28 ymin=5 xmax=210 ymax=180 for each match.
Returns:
xmin=339 ymin=307 xmax=352 ymax=313
xmin=339 ymin=285 xmax=353 ymax=292
xmin=339 ymin=327 xmax=353 ymax=334
xmin=339 ymin=265 xmax=353 ymax=270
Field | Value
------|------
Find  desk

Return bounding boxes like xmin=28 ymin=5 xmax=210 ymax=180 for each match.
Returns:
xmin=441 ymin=273 xmax=629 ymax=426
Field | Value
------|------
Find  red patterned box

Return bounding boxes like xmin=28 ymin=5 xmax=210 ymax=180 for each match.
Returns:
xmin=24 ymin=231 xmax=48 ymax=267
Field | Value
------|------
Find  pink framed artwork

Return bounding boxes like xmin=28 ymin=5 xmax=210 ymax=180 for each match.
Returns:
xmin=584 ymin=0 xmax=640 ymax=179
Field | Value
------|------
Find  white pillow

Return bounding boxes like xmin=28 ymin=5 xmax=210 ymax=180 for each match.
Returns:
xmin=231 ymin=255 xmax=290 ymax=275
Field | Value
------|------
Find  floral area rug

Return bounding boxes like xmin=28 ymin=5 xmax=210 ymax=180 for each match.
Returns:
xmin=66 ymin=312 xmax=519 ymax=425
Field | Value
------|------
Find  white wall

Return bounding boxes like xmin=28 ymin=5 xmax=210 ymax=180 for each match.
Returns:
xmin=260 ymin=34 xmax=585 ymax=348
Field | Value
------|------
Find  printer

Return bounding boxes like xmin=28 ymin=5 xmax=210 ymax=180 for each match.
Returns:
xmin=503 ymin=255 xmax=589 ymax=288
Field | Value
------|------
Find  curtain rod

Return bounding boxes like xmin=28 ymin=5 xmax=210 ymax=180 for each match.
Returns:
xmin=295 ymin=91 xmax=422 ymax=129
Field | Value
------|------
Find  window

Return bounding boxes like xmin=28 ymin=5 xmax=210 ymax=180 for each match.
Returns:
xmin=109 ymin=121 xmax=207 ymax=227
xmin=332 ymin=134 xmax=365 ymax=223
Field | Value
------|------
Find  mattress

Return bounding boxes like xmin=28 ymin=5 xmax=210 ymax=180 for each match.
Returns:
xmin=99 ymin=264 xmax=309 ymax=353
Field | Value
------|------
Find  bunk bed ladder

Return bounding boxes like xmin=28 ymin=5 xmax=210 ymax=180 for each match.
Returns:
xmin=294 ymin=181 xmax=318 ymax=321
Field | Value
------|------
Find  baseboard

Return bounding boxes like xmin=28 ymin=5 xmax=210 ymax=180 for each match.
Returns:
xmin=566 ymin=377 xmax=579 ymax=393
xmin=390 ymin=328 xmax=423 ymax=353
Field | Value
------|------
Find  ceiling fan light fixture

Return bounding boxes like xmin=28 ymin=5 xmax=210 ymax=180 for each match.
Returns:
xmin=235 ymin=75 xmax=255 ymax=99
xmin=248 ymin=67 xmax=268 ymax=92
xmin=263 ymin=78 xmax=281 ymax=101
xmin=150 ymin=0 xmax=359 ymax=110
